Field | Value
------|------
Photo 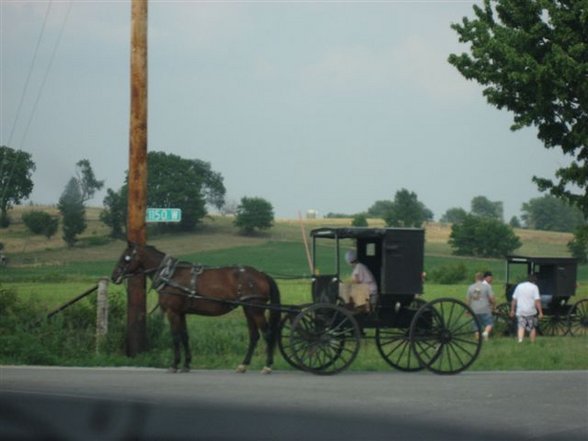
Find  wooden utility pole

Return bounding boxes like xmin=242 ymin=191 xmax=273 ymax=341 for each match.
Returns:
xmin=127 ymin=0 xmax=148 ymax=356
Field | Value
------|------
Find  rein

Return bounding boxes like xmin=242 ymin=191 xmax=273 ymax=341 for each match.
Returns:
xmin=119 ymin=243 xmax=289 ymax=310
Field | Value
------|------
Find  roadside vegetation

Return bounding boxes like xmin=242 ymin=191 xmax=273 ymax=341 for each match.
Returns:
xmin=1 ymin=206 xmax=586 ymax=372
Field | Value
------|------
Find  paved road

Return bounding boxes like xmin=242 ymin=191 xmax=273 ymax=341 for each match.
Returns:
xmin=1 ymin=366 xmax=587 ymax=440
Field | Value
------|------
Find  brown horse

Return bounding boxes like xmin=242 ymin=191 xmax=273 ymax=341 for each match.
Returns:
xmin=111 ymin=242 xmax=281 ymax=374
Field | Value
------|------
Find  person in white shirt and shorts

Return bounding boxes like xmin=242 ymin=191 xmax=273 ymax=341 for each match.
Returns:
xmin=510 ymin=274 xmax=544 ymax=343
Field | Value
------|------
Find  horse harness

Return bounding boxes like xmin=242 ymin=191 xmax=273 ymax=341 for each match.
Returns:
xmin=151 ymin=255 xmax=266 ymax=306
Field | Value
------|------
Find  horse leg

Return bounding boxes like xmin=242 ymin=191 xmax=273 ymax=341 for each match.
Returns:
xmin=236 ymin=309 xmax=260 ymax=374
xmin=179 ymin=315 xmax=191 ymax=373
xmin=167 ymin=312 xmax=182 ymax=373
xmin=255 ymin=312 xmax=275 ymax=374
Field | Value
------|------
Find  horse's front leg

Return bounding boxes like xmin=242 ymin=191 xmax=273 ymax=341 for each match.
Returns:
xmin=167 ymin=312 xmax=182 ymax=373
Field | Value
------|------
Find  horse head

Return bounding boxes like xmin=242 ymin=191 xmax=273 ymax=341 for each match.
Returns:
xmin=111 ymin=241 xmax=143 ymax=284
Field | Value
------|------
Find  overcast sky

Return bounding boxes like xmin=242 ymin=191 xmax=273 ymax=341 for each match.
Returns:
xmin=1 ymin=0 xmax=570 ymax=221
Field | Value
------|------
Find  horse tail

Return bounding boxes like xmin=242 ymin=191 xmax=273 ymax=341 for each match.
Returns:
xmin=266 ymin=274 xmax=282 ymax=348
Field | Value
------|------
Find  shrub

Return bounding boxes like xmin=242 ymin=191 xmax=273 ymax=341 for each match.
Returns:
xmin=22 ymin=210 xmax=59 ymax=238
xmin=352 ymin=213 xmax=368 ymax=227
xmin=428 ymin=263 xmax=468 ymax=284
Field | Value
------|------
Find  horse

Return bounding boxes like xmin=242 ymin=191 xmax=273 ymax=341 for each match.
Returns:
xmin=111 ymin=242 xmax=282 ymax=374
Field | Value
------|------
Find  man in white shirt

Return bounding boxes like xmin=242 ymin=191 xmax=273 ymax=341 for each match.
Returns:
xmin=510 ymin=274 xmax=544 ymax=343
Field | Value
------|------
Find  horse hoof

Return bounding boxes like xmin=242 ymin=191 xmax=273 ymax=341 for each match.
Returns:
xmin=168 ymin=367 xmax=178 ymax=373
xmin=261 ymin=366 xmax=272 ymax=375
xmin=235 ymin=364 xmax=247 ymax=373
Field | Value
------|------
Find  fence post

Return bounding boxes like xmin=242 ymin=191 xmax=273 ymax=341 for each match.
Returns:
xmin=96 ymin=277 xmax=109 ymax=353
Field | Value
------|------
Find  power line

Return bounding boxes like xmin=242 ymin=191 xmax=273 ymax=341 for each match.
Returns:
xmin=5 ymin=1 xmax=52 ymax=148
xmin=19 ymin=1 xmax=73 ymax=149
xmin=1 ymin=1 xmax=73 ymax=209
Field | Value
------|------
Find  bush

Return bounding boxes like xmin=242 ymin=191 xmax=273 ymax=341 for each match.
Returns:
xmin=352 ymin=213 xmax=368 ymax=227
xmin=428 ymin=263 xmax=468 ymax=284
xmin=22 ymin=210 xmax=59 ymax=238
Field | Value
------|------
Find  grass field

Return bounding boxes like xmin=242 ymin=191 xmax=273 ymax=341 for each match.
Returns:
xmin=1 ymin=206 xmax=587 ymax=372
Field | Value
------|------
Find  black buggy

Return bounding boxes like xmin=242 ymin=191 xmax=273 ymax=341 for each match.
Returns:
xmin=278 ymin=227 xmax=483 ymax=375
xmin=494 ymin=255 xmax=588 ymax=337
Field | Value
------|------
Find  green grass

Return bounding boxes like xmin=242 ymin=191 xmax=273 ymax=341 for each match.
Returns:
xmin=1 ymin=216 xmax=587 ymax=372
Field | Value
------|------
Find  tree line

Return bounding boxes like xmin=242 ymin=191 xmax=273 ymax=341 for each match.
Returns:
xmin=1 ymin=142 xmax=584 ymax=261
xmin=1 ymin=1 xmax=586 ymax=260
xmin=0 ymin=148 xmax=275 ymax=248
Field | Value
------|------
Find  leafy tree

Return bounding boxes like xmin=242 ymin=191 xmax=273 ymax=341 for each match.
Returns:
xmin=448 ymin=0 xmax=588 ymax=217
xmin=103 ymin=152 xmax=226 ymax=233
xmin=58 ymin=178 xmax=86 ymax=247
xmin=0 ymin=146 xmax=35 ymax=227
xmin=75 ymin=159 xmax=104 ymax=202
xmin=521 ymin=195 xmax=584 ymax=232
xmin=22 ymin=210 xmax=59 ymax=239
xmin=568 ymin=226 xmax=588 ymax=264
xmin=100 ymin=188 xmax=127 ymax=238
xmin=509 ymin=216 xmax=521 ymax=228
xmin=367 ymin=200 xmax=394 ymax=219
xmin=471 ymin=196 xmax=503 ymax=221
xmin=384 ymin=189 xmax=432 ymax=228
xmin=449 ymin=214 xmax=521 ymax=257
xmin=440 ymin=207 xmax=468 ymax=224
xmin=351 ymin=213 xmax=368 ymax=227
xmin=234 ymin=197 xmax=274 ymax=235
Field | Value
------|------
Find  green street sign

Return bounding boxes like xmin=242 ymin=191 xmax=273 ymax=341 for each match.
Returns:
xmin=146 ymin=208 xmax=182 ymax=223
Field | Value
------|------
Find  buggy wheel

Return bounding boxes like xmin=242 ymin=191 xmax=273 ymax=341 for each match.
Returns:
xmin=494 ymin=302 xmax=516 ymax=337
xmin=375 ymin=298 xmax=427 ymax=372
xmin=278 ymin=313 xmax=305 ymax=371
xmin=568 ymin=299 xmax=588 ymax=337
xmin=376 ymin=327 xmax=424 ymax=372
xmin=290 ymin=303 xmax=360 ymax=375
xmin=409 ymin=298 xmax=482 ymax=375
xmin=538 ymin=314 xmax=569 ymax=336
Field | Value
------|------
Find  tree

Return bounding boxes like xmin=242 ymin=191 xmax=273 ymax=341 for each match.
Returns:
xmin=234 ymin=197 xmax=274 ymax=235
xmin=367 ymin=200 xmax=394 ymax=219
xmin=100 ymin=188 xmax=127 ymax=238
xmin=448 ymin=0 xmax=588 ymax=217
xmin=521 ymin=195 xmax=584 ymax=232
xmin=568 ymin=226 xmax=588 ymax=263
xmin=103 ymin=152 xmax=226 ymax=233
xmin=58 ymin=177 xmax=86 ymax=247
xmin=471 ymin=196 xmax=503 ymax=221
xmin=75 ymin=159 xmax=104 ymax=202
xmin=449 ymin=214 xmax=521 ymax=258
xmin=440 ymin=207 xmax=468 ymax=224
xmin=509 ymin=216 xmax=521 ymax=228
xmin=0 ymin=146 xmax=35 ymax=227
xmin=384 ymin=189 xmax=432 ymax=228
xmin=22 ymin=210 xmax=59 ymax=239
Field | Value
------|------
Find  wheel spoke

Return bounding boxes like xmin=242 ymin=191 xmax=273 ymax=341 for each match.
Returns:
xmin=410 ymin=298 xmax=482 ymax=375
xmin=290 ymin=304 xmax=360 ymax=375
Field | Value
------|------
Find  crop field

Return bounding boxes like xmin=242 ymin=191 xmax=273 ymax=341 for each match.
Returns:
xmin=1 ymin=207 xmax=587 ymax=372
